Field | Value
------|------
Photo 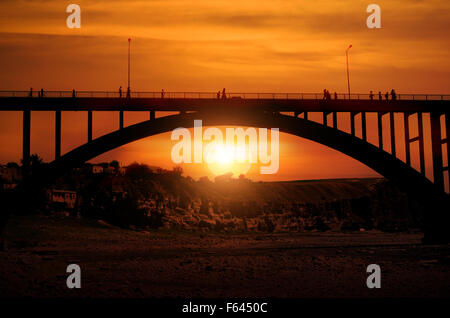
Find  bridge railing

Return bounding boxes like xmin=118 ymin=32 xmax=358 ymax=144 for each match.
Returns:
xmin=0 ymin=90 xmax=449 ymax=101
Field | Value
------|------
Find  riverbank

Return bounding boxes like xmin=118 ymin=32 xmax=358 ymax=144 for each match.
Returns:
xmin=0 ymin=215 xmax=449 ymax=298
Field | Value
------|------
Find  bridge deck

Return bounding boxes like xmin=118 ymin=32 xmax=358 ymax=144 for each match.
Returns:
xmin=0 ymin=97 xmax=449 ymax=113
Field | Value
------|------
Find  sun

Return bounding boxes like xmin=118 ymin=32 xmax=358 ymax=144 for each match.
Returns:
xmin=214 ymin=144 xmax=234 ymax=164
xmin=205 ymin=143 xmax=251 ymax=177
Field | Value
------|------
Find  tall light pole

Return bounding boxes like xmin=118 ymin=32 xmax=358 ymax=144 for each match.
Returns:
xmin=346 ymin=44 xmax=352 ymax=99
xmin=127 ymin=37 xmax=131 ymax=98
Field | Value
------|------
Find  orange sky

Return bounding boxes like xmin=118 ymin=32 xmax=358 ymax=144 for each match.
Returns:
xmin=0 ymin=0 xmax=449 ymax=181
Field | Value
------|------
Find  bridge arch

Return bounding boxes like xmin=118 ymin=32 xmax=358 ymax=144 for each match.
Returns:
xmin=50 ymin=110 xmax=445 ymax=201
xmin=48 ymin=109 xmax=450 ymax=243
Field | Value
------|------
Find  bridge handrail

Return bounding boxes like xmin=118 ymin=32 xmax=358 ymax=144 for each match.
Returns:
xmin=0 ymin=90 xmax=449 ymax=101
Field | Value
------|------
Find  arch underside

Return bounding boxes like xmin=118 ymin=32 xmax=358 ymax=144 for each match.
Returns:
xmin=50 ymin=110 xmax=448 ymax=202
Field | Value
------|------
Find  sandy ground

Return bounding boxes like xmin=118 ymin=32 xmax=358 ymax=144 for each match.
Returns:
xmin=0 ymin=215 xmax=449 ymax=298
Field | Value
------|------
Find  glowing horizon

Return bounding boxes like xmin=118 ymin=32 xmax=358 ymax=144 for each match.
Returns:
xmin=0 ymin=0 xmax=449 ymax=181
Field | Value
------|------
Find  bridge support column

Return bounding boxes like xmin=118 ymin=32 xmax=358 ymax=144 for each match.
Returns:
xmin=446 ymin=113 xmax=450 ymax=188
xmin=405 ymin=112 xmax=426 ymax=174
xmin=361 ymin=112 xmax=367 ymax=141
xmin=404 ymin=113 xmax=411 ymax=165
xmin=88 ymin=110 xmax=92 ymax=142
xmin=377 ymin=112 xmax=383 ymax=149
xmin=418 ymin=112 xmax=425 ymax=175
xmin=22 ymin=109 xmax=31 ymax=177
xmin=424 ymin=112 xmax=449 ymax=244
xmin=55 ymin=110 xmax=61 ymax=159
xmin=350 ymin=112 xmax=355 ymax=136
xmin=430 ymin=113 xmax=444 ymax=190
xmin=119 ymin=111 xmax=124 ymax=130
xmin=333 ymin=112 xmax=337 ymax=129
xmin=390 ymin=112 xmax=396 ymax=157
xmin=323 ymin=112 xmax=328 ymax=127
xmin=150 ymin=110 xmax=155 ymax=120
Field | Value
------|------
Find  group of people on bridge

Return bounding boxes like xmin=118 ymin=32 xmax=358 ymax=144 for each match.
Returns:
xmin=369 ymin=89 xmax=397 ymax=101
xmin=323 ymin=88 xmax=398 ymax=101
xmin=217 ymin=88 xmax=227 ymax=99
xmin=322 ymin=89 xmax=337 ymax=101
xmin=29 ymin=88 xmax=46 ymax=98
xmin=30 ymin=88 xmax=79 ymax=98
xmin=118 ymin=86 xmax=131 ymax=98
xmin=28 ymin=86 xmax=398 ymax=101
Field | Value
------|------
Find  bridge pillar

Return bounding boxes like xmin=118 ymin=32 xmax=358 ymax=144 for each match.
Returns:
xmin=119 ymin=110 xmax=124 ymax=130
xmin=430 ymin=112 xmax=444 ymax=190
xmin=417 ymin=112 xmax=426 ymax=175
xmin=446 ymin=113 xmax=450 ymax=188
xmin=150 ymin=110 xmax=155 ymax=120
xmin=350 ymin=112 xmax=355 ymax=136
xmin=361 ymin=112 xmax=367 ymax=141
xmin=424 ymin=112 xmax=449 ymax=244
xmin=88 ymin=110 xmax=92 ymax=142
xmin=332 ymin=112 xmax=337 ymax=129
xmin=404 ymin=112 xmax=426 ymax=174
xmin=404 ymin=113 xmax=411 ymax=166
xmin=323 ymin=112 xmax=328 ymax=127
xmin=390 ymin=112 xmax=396 ymax=157
xmin=377 ymin=112 xmax=383 ymax=149
xmin=22 ymin=109 xmax=31 ymax=176
xmin=55 ymin=110 xmax=61 ymax=159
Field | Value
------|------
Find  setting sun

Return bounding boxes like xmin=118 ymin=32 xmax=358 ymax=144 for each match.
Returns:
xmin=205 ymin=143 xmax=251 ymax=177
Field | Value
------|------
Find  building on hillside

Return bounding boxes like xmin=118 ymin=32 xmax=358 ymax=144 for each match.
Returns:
xmin=104 ymin=166 xmax=116 ymax=174
xmin=0 ymin=165 xmax=22 ymax=183
xmin=50 ymin=189 xmax=77 ymax=209
xmin=92 ymin=165 xmax=104 ymax=174
xmin=0 ymin=165 xmax=22 ymax=190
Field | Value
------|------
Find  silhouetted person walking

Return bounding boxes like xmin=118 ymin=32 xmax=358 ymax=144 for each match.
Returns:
xmin=385 ymin=92 xmax=389 ymax=101
xmin=40 ymin=88 xmax=44 ymax=98
xmin=29 ymin=87 xmax=33 ymax=97
xmin=161 ymin=89 xmax=165 ymax=99
xmin=217 ymin=91 xmax=220 ymax=99
xmin=391 ymin=89 xmax=397 ymax=101
xmin=126 ymin=87 xmax=131 ymax=99
xmin=334 ymin=92 xmax=338 ymax=100
xmin=222 ymin=88 xmax=227 ymax=99
xmin=119 ymin=86 xmax=122 ymax=98
xmin=378 ymin=91 xmax=382 ymax=101
xmin=72 ymin=89 xmax=76 ymax=98
xmin=369 ymin=90 xmax=374 ymax=100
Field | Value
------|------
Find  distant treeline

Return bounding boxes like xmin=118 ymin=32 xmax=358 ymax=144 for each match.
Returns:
xmin=0 ymin=160 xmax=425 ymax=233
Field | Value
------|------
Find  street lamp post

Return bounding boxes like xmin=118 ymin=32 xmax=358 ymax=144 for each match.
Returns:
xmin=346 ymin=44 xmax=352 ymax=99
xmin=127 ymin=38 xmax=131 ymax=98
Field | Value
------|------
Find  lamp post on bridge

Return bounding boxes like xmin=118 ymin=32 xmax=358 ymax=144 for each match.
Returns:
xmin=346 ymin=44 xmax=352 ymax=99
xmin=127 ymin=37 xmax=131 ymax=98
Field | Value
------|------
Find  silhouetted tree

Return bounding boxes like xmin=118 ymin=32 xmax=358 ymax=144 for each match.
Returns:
xmin=109 ymin=160 xmax=119 ymax=169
